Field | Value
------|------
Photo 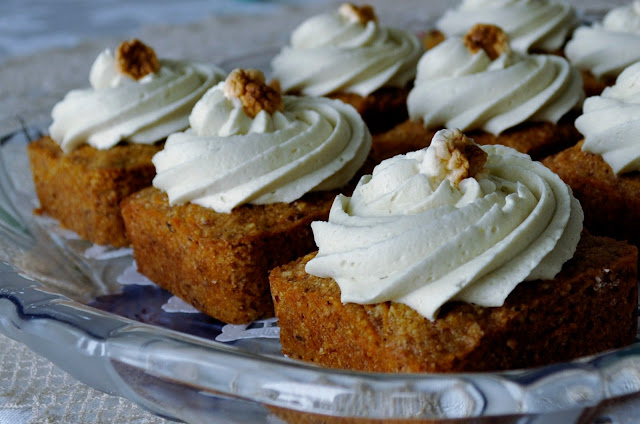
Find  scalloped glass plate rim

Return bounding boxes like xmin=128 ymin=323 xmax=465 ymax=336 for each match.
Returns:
xmin=7 ymin=259 xmax=640 ymax=422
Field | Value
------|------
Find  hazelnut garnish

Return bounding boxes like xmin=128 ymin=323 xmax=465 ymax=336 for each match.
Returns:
xmin=339 ymin=3 xmax=377 ymax=25
xmin=224 ymin=69 xmax=284 ymax=118
xmin=463 ymin=24 xmax=511 ymax=60
xmin=116 ymin=39 xmax=160 ymax=80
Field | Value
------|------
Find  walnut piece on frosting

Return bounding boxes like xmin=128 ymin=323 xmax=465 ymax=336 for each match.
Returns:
xmin=339 ymin=3 xmax=377 ymax=25
xmin=463 ymin=24 xmax=510 ymax=61
xmin=433 ymin=129 xmax=488 ymax=187
xmin=116 ymin=39 xmax=160 ymax=80
xmin=224 ymin=69 xmax=284 ymax=118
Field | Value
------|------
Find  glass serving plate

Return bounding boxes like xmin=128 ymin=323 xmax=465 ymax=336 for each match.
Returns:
xmin=2 ymin=56 xmax=640 ymax=424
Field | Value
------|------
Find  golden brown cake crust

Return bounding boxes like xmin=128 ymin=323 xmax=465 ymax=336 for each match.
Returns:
xmin=543 ymin=141 xmax=640 ymax=246
xmin=581 ymin=70 xmax=611 ymax=98
xmin=27 ymin=136 xmax=160 ymax=247
xmin=269 ymin=406 xmax=523 ymax=424
xmin=121 ymin=187 xmax=338 ymax=324
xmin=330 ymin=86 xmax=411 ymax=134
xmin=371 ymin=114 xmax=581 ymax=162
xmin=422 ymin=30 xmax=446 ymax=50
xmin=270 ymin=234 xmax=637 ymax=373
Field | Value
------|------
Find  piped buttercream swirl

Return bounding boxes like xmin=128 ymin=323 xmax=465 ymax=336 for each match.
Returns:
xmin=270 ymin=5 xmax=423 ymax=97
xmin=576 ymin=61 xmax=640 ymax=174
xmin=566 ymin=1 xmax=640 ymax=80
xmin=306 ymin=129 xmax=582 ymax=320
xmin=407 ymin=36 xmax=583 ymax=135
xmin=436 ymin=0 xmax=577 ymax=53
xmin=152 ymin=81 xmax=371 ymax=213
xmin=49 ymin=47 xmax=226 ymax=153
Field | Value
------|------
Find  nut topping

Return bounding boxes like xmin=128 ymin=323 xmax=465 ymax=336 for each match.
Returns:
xmin=463 ymin=24 xmax=510 ymax=60
xmin=436 ymin=129 xmax=488 ymax=186
xmin=339 ymin=3 xmax=377 ymax=25
xmin=116 ymin=39 xmax=160 ymax=80
xmin=224 ymin=69 xmax=284 ymax=118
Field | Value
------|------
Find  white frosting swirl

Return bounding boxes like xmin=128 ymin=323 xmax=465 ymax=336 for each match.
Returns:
xmin=576 ymin=61 xmax=640 ymax=174
xmin=407 ymin=38 xmax=583 ymax=135
xmin=566 ymin=1 xmax=640 ymax=80
xmin=436 ymin=0 xmax=577 ymax=53
xmin=49 ymin=48 xmax=226 ymax=153
xmin=270 ymin=8 xmax=423 ymax=97
xmin=602 ymin=1 xmax=640 ymax=33
xmin=152 ymin=82 xmax=371 ymax=213
xmin=306 ymin=129 xmax=583 ymax=320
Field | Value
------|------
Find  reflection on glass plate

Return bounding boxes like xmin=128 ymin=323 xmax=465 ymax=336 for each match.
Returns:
xmin=2 ymin=128 xmax=640 ymax=421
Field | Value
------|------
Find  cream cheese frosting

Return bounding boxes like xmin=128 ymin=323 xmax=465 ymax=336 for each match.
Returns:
xmin=305 ymin=129 xmax=583 ymax=320
xmin=407 ymin=34 xmax=583 ymax=135
xmin=152 ymin=72 xmax=371 ymax=213
xmin=565 ymin=1 xmax=640 ymax=80
xmin=436 ymin=0 xmax=578 ymax=53
xmin=49 ymin=44 xmax=226 ymax=153
xmin=576 ymin=61 xmax=640 ymax=174
xmin=270 ymin=4 xmax=423 ymax=97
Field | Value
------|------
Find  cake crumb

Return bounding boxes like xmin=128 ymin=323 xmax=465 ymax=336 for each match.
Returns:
xmin=116 ymin=39 xmax=160 ymax=80
xmin=224 ymin=69 xmax=284 ymax=118
xmin=339 ymin=3 xmax=377 ymax=25
xmin=463 ymin=24 xmax=510 ymax=60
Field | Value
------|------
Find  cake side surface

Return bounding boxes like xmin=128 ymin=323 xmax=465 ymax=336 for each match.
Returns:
xmin=269 ymin=405 xmax=523 ymax=424
xmin=372 ymin=118 xmax=581 ymax=163
xmin=27 ymin=136 xmax=160 ymax=247
xmin=270 ymin=234 xmax=638 ymax=373
xmin=580 ymin=70 xmax=610 ymax=97
xmin=122 ymin=186 xmax=336 ymax=323
xmin=330 ymin=86 xmax=411 ymax=134
xmin=543 ymin=141 xmax=640 ymax=246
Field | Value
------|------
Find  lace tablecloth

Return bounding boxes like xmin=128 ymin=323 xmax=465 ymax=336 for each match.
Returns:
xmin=0 ymin=1 xmax=632 ymax=423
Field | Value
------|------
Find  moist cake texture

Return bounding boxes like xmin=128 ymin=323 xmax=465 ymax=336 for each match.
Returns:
xmin=543 ymin=141 xmax=640 ymax=246
xmin=122 ymin=187 xmax=337 ymax=323
xmin=372 ymin=115 xmax=581 ymax=162
xmin=28 ymin=136 xmax=160 ymax=247
xmin=271 ymin=234 xmax=638 ymax=372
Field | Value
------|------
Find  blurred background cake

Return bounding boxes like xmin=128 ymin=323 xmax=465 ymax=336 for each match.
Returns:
xmin=544 ymin=60 xmax=640 ymax=247
xmin=271 ymin=3 xmax=423 ymax=133
xmin=566 ymin=0 xmax=640 ymax=96
xmin=433 ymin=0 xmax=578 ymax=54
xmin=373 ymin=24 xmax=584 ymax=162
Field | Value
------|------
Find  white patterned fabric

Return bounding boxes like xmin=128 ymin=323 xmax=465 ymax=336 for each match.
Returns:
xmin=0 ymin=332 xmax=168 ymax=424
